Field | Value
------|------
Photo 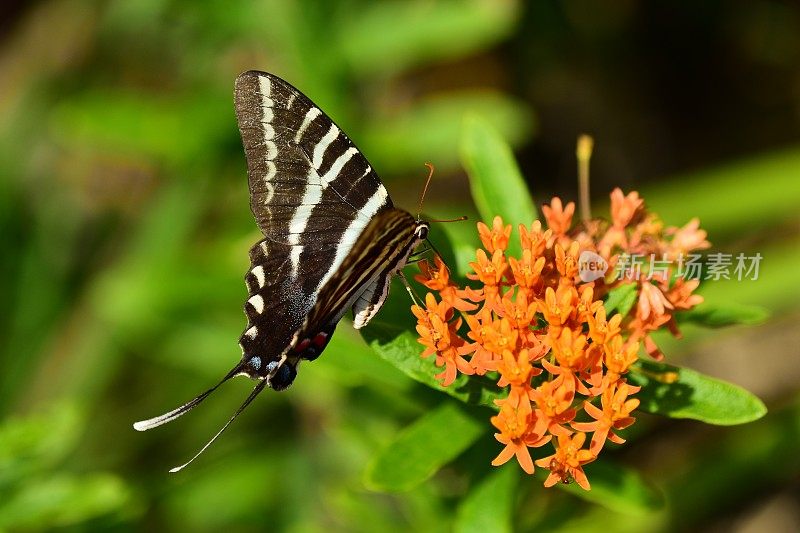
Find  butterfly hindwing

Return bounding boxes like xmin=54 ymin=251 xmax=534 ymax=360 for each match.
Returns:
xmin=238 ymin=239 xmax=311 ymax=384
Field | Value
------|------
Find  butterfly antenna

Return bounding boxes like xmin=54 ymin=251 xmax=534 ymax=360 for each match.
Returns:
xmin=133 ymin=363 xmax=243 ymax=432
xmin=169 ymin=378 xmax=269 ymax=473
xmin=428 ymin=215 xmax=468 ymax=223
xmin=416 ymin=163 xmax=436 ymax=220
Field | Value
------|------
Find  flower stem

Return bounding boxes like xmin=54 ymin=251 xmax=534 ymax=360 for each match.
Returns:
xmin=576 ymin=135 xmax=594 ymax=223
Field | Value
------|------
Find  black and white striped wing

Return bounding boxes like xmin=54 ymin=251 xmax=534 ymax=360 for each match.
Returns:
xmin=235 ymin=70 xmax=392 ymax=298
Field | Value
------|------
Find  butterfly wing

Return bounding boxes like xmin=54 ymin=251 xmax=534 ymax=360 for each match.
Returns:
xmin=234 ymin=71 xmax=399 ymax=384
xmin=302 ymin=209 xmax=419 ymax=333
xmin=279 ymin=209 xmax=426 ymax=383
xmin=235 ymin=71 xmax=393 ymax=294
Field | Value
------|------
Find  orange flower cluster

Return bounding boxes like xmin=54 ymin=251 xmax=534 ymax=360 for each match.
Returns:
xmin=583 ymin=188 xmax=709 ymax=358
xmin=411 ymin=189 xmax=708 ymax=490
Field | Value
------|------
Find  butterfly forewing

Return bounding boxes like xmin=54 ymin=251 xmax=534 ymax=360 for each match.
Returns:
xmin=235 ymin=71 xmax=392 ymax=275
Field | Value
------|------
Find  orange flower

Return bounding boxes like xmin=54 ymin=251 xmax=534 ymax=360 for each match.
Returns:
xmin=499 ymin=290 xmax=537 ymax=331
xmin=572 ymin=380 xmax=640 ymax=454
xmin=554 ymin=242 xmax=581 ymax=285
xmin=496 ymin=348 xmax=540 ymax=390
xmin=627 ymin=214 xmax=664 ymax=255
xmin=468 ymin=249 xmax=508 ymax=312
xmin=538 ymin=286 xmax=577 ymax=330
xmin=542 ymin=197 xmax=575 ymax=236
xmin=580 ymin=343 xmax=607 ymax=395
xmin=603 ymin=336 xmax=639 ymax=377
xmin=412 ymin=293 xmax=472 ymax=386
xmin=491 ymin=396 xmax=550 ymax=474
xmin=637 ymin=280 xmax=673 ymax=322
xmin=519 ymin=221 xmax=550 ymax=256
xmin=508 ymin=250 xmax=545 ymax=298
xmin=462 ymin=307 xmax=500 ymax=374
xmin=628 ymin=312 xmax=671 ymax=360
xmin=666 ymin=278 xmax=703 ymax=311
xmin=434 ymin=343 xmax=474 ymax=386
xmin=609 ymin=188 xmax=644 ymax=229
xmin=410 ymin=191 xmax=710 ymax=485
xmin=535 ymin=432 xmax=595 ymax=490
xmin=469 ymin=248 xmax=507 ymax=286
xmin=483 ymin=318 xmax=519 ymax=356
xmin=575 ymin=285 xmax=602 ymax=324
xmin=548 ymin=327 xmax=588 ymax=371
xmin=415 ymin=256 xmax=476 ymax=311
xmin=667 ymin=217 xmax=710 ymax=257
xmin=587 ymin=306 xmax=622 ymax=345
xmin=478 ymin=216 xmax=512 ymax=254
xmin=530 ymin=375 xmax=577 ymax=437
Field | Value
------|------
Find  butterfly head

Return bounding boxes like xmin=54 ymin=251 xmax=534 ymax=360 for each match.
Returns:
xmin=414 ymin=220 xmax=430 ymax=241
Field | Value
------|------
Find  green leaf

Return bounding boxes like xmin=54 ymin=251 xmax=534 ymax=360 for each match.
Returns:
xmin=603 ymin=283 xmax=637 ymax=317
xmin=629 ymin=360 xmax=767 ymax=425
xmin=361 ymin=320 xmax=505 ymax=409
xmin=0 ymin=404 xmax=82 ymax=488
xmin=364 ymin=403 xmax=483 ymax=492
xmin=461 ymin=114 xmax=537 ymax=257
xmin=678 ymin=302 xmax=770 ymax=328
xmin=50 ymin=91 xmax=228 ymax=165
xmin=0 ymin=473 xmax=133 ymax=529
xmin=364 ymin=91 xmax=532 ymax=175
xmin=339 ymin=0 xmax=519 ymax=77
xmin=549 ymin=460 xmax=663 ymax=516
xmin=455 ymin=466 xmax=518 ymax=533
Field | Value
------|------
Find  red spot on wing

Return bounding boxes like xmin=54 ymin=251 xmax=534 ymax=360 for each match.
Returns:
xmin=312 ymin=332 xmax=329 ymax=348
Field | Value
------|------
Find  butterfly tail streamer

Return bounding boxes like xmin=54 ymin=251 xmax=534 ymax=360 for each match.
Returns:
xmin=168 ymin=378 xmax=270 ymax=473
xmin=132 ymin=364 xmax=244 ymax=432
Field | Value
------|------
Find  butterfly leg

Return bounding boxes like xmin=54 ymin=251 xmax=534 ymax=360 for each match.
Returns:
xmin=398 ymin=271 xmax=422 ymax=307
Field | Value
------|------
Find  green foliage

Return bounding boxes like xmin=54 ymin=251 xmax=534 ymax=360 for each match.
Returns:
xmin=0 ymin=405 xmax=82 ymax=488
xmin=461 ymin=114 xmax=537 ymax=256
xmin=0 ymin=474 xmax=134 ymax=530
xmin=551 ymin=460 xmax=663 ymax=516
xmin=365 ymin=403 xmax=483 ymax=492
xmin=362 ymin=319 xmax=505 ymax=410
xmin=678 ymin=302 xmax=770 ymax=328
xmin=0 ymin=405 xmax=135 ymax=530
xmin=365 ymin=93 xmax=532 ymax=175
xmin=629 ymin=361 xmax=767 ymax=425
xmin=340 ymin=0 xmax=519 ymax=77
xmin=603 ymin=283 xmax=638 ymax=317
xmin=455 ymin=466 xmax=518 ymax=533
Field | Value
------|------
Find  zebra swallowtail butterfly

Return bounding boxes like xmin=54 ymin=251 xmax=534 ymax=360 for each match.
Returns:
xmin=134 ymin=71 xmax=429 ymax=471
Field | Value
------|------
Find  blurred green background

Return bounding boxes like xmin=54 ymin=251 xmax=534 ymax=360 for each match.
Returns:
xmin=1 ymin=0 xmax=799 ymax=531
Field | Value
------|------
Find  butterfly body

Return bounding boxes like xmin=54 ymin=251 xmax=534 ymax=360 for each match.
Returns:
xmin=134 ymin=71 xmax=429 ymax=467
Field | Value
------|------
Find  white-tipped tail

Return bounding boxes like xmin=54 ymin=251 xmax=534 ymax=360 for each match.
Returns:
xmin=133 ymin=364 xmax=243 ymax=432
